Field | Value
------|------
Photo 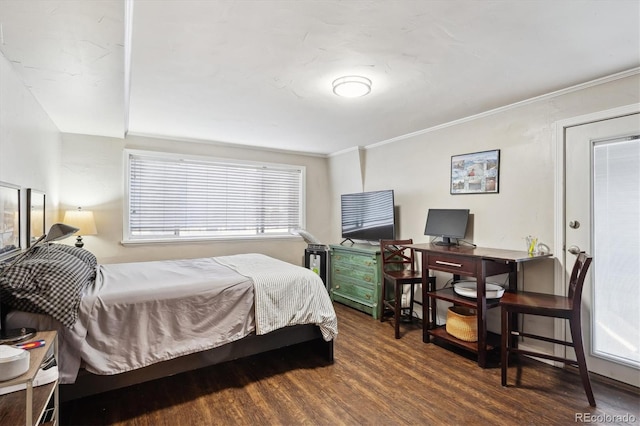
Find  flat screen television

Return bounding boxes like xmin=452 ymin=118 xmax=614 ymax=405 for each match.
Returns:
xmin=424 ymin=208 xmax=470 ymax=246
xmin=341 ymin=190 xmax=395 ymax=243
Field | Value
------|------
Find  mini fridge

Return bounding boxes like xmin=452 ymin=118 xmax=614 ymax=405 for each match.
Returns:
xmin=304 ymin=244 xmax=329 ymax=290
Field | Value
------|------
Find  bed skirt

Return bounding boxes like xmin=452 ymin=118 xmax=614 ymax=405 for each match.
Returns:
xmin=60 ymin=323 xmax=333 ymax=401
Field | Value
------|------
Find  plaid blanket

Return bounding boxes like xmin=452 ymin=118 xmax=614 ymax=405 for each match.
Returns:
xmin=0 ymin=244 xmax=96 ymax=327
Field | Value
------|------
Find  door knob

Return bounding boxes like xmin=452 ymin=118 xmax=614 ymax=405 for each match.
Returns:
xmin=569 ymin=220 xmax=580 ymax=229
xmin=568 ymin=245 xmax=581 ymax=255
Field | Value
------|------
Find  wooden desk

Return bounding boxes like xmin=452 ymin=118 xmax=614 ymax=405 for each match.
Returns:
xmin=404 ymin=243 xmax=551 ymax=368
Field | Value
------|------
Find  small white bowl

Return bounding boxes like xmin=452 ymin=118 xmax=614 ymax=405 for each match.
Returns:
xmin=0 ymin=345 xmax=30 ymax=381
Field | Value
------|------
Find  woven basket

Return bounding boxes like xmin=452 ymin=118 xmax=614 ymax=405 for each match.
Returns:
xmin=446 ymin=306 xmax=477 ymax=342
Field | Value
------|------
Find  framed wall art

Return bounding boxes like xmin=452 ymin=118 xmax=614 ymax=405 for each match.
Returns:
xmin=26 ymin=188 xmax=46 ymax=247
xmin=0 ymin=181 xmax=21 ymax=260
xmin=450 ymin=149 xmax=500 ymax=194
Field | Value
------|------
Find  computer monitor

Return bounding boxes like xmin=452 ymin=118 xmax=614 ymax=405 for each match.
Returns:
xmin=424 ymin=209 xmax=470 ymax=246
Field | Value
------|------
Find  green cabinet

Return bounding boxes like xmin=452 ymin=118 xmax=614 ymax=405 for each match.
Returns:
xmin=329 ymin=244 xmax=382 ymax=319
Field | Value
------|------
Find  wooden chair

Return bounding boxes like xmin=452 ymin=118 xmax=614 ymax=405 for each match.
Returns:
xmin=500 ymin=252 xmax=595 ymax=406
xmin=380 ymin=239 xmax=435 ymax=339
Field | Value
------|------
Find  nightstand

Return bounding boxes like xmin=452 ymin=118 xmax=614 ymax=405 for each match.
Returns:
xmin=0 ymin=331 xmax=59 ymax=425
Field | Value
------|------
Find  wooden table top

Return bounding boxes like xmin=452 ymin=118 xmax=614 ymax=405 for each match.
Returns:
xmin=403 ymin=243 xmax=553 ymax=263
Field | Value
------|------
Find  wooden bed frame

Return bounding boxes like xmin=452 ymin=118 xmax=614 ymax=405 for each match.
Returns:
xmin=60 ymin=323 xmax=334 ymax=401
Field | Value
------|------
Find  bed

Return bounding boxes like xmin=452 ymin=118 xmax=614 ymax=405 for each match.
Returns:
xmin=0 ymin=244 xmax=338 ymax=401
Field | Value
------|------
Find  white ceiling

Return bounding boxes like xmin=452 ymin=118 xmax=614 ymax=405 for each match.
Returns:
xmin=1 ymin=1 xmax=639 ymax=155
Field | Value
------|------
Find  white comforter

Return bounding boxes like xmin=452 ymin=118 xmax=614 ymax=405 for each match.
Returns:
xmin=215 ymin=253 xmax=338 ymax=341
xmin=7 ymin=254 xmax=338 ymax=384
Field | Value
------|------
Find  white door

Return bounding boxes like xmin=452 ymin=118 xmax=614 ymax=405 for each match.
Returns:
xmin=565 ymin=113 xmax=640 ymax=387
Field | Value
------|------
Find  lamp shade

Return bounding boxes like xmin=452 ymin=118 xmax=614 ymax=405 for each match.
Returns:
xmin=46 ymin=223 xmax=80 ymax=242
xmin=63 ymin=208 xmax=97 ymax=235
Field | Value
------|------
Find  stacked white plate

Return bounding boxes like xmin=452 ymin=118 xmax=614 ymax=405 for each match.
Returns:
xmin=0 ymin=345 xmax=30 ymax=381
xmin=453 ymin=280 xmax=505 ymax=299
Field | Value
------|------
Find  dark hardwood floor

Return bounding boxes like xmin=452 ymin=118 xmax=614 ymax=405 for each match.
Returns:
xmin=61 ymin=303 xmax=639 ymax=425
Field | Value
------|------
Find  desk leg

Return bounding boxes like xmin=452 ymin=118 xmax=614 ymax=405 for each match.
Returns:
xmin=430 ymin=277 xmax=436 ymax=340
xmin=476 ymin=263 xmax=488 ymax=368
xmin=508 ymin=265 xmax=519 ymax=351
xmin=421 ymin=251 xmax=430 ymax=343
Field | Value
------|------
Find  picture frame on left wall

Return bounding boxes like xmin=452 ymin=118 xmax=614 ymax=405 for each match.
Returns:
xmin=26 ymin=189 xmax=45 ymax=247
xmin=0 ymin=182 xmax=21 ymax=260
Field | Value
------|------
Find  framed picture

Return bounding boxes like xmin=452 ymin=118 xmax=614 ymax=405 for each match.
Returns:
xmin=450 ymin=149 xmax=500 ymax=194
xmin=0 ymin=181 xmax=21 ymax=260
xmin=26 ymin=189 xmax=46 ymax=247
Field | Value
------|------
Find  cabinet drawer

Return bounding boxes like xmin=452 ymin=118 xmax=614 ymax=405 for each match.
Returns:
xmin=427 ymin=254 xmax=476 ymax=276
xmin=332 ymin=252 xmax=378 ymax=270
xmin=331 ymin=276 xmax=376 ymax=305
xmin=332 ymin=263 xmax=377 ymax=287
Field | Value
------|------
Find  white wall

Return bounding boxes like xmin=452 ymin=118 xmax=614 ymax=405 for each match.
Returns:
xmin=329 ymin=75 xmax=640 ymax=250
xmin=0 ymin=52 xmax=61 ymax=244
xmin=59 ymin=134 xmax=331 ymax=265
xmin=327 ymin=73 xmax=640 ymax=348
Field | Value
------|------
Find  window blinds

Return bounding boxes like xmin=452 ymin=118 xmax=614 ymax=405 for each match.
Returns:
xmin=126 ymin=152 xmax=303 ymax=240
xmin=592 ymin=135 xmax=639 ymax=367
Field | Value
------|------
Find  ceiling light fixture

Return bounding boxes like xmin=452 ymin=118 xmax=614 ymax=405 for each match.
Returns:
xmin=332 ymin=76 xmax=372 ymax=98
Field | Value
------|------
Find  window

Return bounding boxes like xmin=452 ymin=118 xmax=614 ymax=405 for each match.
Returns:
xmin=124 ymin=150 xmax=305 ymax=242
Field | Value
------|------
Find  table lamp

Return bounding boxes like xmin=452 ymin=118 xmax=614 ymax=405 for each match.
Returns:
xmin=0 ymin=223 xmax=79 ymax=344
xmin=63 ymin=207 xmax=97 ymax=248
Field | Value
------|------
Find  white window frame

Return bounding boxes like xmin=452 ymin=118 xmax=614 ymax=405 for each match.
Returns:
xmin=123 ymin=149 xmax=306 ymax=244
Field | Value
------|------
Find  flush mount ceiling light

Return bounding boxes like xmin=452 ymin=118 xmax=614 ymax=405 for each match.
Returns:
xmin=332 ymin=76 xmax=372 ymax=98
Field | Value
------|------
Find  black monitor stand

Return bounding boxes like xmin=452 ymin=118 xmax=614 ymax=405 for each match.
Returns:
xmin=434 ymin=237 xmax=458 ymax=246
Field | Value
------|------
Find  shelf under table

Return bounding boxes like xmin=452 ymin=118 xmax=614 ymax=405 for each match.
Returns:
xmin=0 ymin=380 xmax=56 ymax=425
xmin=427 ymin=287 xmax=503 ymax=309
xmin=428 ymin=326 xmax=501 ymax=353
